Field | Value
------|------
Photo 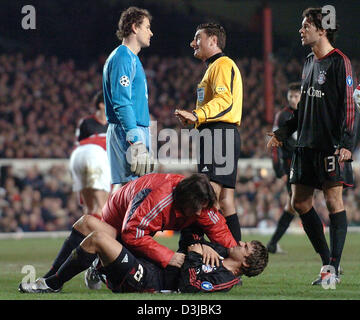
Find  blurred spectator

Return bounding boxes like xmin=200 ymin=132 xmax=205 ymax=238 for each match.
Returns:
xmin=0 ymin=165 xmax=83 ymax=232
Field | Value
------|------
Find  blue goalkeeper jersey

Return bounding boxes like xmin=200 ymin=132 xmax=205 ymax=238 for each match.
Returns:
xmin=103 ymin=45 xmax=150 ymax=143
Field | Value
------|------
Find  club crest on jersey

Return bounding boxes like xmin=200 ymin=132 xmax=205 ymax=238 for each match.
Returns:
xmin=346 ymin=75 xmax=353 ymax=87
xmin=197 ymin=87 xmax=205 ymax=102
xmin=215 ymin=86 xmax=226 ymax=94
xmin=201 ymin=281 xmax=213 ymax=291
xmin=317 ymin=71 xmax=326 ymax=85
xmin=202 ymin=264 xmax=215 ymax=273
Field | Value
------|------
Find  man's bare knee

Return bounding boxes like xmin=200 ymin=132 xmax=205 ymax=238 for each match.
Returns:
xmin=325 ymin=198 xmax=343 ymax=214
xmin=73 ymin=214 xmax=98 ymax=236
xmin=219 ymin=197 xmax=235 ymax=216
xmin=88 ymin=230 xmax=106 ymax=246
xmin=83 ymin=231 xmax=118 ymax=258
xmin=323 ymin=184 xmax=344 ymax=214
xmin=291 ymin=185 xmax=314 ymax=214
xmin=291 ymin=198 xmax=312 ymax=214
xmin=218 ymin=187 xmax=235 ymax=216
xmin=81 ymin=231 xmax=105 ymax=253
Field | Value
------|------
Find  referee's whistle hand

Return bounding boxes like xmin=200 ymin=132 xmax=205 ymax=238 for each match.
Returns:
xmin=174 ymin=109 xmax=196 ymax=125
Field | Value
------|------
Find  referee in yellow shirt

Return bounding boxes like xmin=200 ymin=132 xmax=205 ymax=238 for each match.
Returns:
xmin=175 ymin=23 xmax=243 ymax=242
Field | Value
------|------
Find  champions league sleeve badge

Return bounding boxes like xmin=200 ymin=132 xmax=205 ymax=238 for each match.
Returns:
xmin=346 ymin=75 xmax=353 ymax=87
xmin=200 ymin=281 xmax=213 ymax=291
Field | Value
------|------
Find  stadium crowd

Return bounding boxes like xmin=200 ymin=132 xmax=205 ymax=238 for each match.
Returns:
xmin=1 ymin=53 xmax=360 ymax=232
xmin=2 ymin=162 xmax=360 ymax=233
xmin=0 ymin=53 xmax=305 ymax=159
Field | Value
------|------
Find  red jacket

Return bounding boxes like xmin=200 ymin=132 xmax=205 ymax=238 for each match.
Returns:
xmin=101 ymin=173 xmax=237 ymax=268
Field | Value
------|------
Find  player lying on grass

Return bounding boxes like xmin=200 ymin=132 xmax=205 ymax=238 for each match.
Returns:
xmin=36 ymin=173 xmax=240 ymax=281
xmin=19 ymin=225 xmax=268 ymax=293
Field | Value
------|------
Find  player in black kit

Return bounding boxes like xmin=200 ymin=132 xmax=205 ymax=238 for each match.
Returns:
xmin=76 ymin=91 xmax=108 ymax=144
xmin=177 ymin=227 xmax=268 ymax=292
xmin=267 ymin=7 xmax=357 ymax=285
xmin=19 ymin=224 xmax=268 ymax=294
xmin=267 ymin=83 xmax=301 ymax=254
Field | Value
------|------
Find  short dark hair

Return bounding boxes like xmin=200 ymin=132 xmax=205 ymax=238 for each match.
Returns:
xmin=173 ymin=174 xmax=217 ymax=214
xmin=240 ymin=240 xmax=269 ymax=277
xmin=93 ymin=91 xmax=104 ymax=110
xmin=302 ymin=7 xmax=338 ymax=45
xmin=116 ymin=7 xmax=152 ymax=41
xmin=196 ymin=23 xmax=226 ymax=50
xmin=288 ymin=82 xmax=301 ymax=92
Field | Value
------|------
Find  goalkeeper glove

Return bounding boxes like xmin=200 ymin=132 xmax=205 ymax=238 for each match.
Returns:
xmin=127 ymin=142 xmax=154 ymax=177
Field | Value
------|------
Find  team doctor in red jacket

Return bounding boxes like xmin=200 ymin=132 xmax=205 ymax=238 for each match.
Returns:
xmin=100 ymin=172 xmax=238 ymax=268
xmin=41 ymin=172 xmax=238 ymax=279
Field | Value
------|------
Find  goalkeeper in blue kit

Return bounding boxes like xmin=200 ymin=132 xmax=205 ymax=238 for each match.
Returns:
xmin=103 ymin=7 xmax=154 ymax=188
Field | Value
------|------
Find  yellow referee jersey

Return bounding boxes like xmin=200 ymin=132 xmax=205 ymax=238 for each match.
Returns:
xmin=193 ymin=53 xmax=243 ymax=127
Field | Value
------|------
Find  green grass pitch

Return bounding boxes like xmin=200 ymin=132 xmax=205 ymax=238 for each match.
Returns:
xmin=1 ymin=233 xmax=360 ymax=300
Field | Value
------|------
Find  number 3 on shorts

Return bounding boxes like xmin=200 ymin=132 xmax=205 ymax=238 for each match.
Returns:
xmin=325 ymin=156 xmax=336 ymax=172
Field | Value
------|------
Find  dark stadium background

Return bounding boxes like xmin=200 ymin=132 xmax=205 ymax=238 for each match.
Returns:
xmin=1 ymin=0 xmax=360 ymax=232
xmin=1 ymin=0 xmax=359 ymax=63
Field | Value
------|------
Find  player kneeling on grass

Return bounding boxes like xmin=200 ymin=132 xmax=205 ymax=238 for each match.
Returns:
xmin=18 ymin=229 xmax=268 ymax=293
xmin=34 ymin=173 xmax=239 ymax=286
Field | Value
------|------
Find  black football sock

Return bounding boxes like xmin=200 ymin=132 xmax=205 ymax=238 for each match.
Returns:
xmin=300 ymin=207 xmax=330 ymax=265
xmin=225 ymin=213 xmax=241 ymax=242
xmin=329 ymin=211 xmax=347 ymax=275
xmin=43 ymin=228 xmax=85 ymax=278
xmin=102 ymin=249 xmax=132 ymax=291
xmin=268 ymin=210 xmax=295 ymax=245
xmin=45 ymin=246 xmax=96 ymax=290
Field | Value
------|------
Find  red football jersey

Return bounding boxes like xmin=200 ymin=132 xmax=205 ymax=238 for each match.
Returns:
xmin=101 ymin=173 xmax=237 ymax=268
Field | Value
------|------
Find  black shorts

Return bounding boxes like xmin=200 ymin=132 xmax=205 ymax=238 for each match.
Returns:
xmin=289 ymin=147 xmax=354 ymax=190
xmin=104 ymin=246 xmax=178 ymax=293
xmin=282 ymin=158 xmax=292 ymax=194
xmin=197 ymin=122 xmax=241 ymax=189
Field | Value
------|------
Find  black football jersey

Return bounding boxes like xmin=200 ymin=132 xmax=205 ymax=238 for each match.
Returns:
xmin=76 ymin=115 xmax=108 ymax=142
xmin=178 ymin=251 xmax=240 ymax=293
xmin=275 ymin=49 xmax=357 ymax=152
xmin=176 ymin=225 xmax=239 ymax=293
xmin=272 ymin=107 xmax=296 ymax=177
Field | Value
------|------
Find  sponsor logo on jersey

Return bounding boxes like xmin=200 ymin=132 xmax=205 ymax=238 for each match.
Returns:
xmin=306 ymin=86 xmax=324 ymax=98
xmin=346 ymin=75 xmax=353 ymax=87
xmin=201 ymin=281 xmax=213 ymax=291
